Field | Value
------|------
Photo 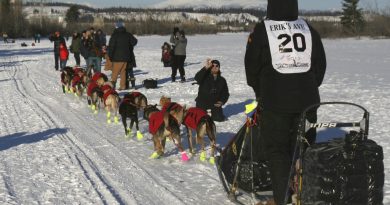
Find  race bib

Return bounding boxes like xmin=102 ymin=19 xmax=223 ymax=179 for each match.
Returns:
xmin=264 ymin=19 xmax=312 ymax=74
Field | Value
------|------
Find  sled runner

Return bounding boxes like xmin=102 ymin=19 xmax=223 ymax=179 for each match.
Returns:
xmin=215 ymin=107 xmax=272 ymax=204
xmin=292 ymin=102 xmax=384 ymax=205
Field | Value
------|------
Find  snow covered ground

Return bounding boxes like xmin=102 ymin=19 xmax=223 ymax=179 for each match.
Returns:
xmin=0 ymin=33 xmax=389 ymax=204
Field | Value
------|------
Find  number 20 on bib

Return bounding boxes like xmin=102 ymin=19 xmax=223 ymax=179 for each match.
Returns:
xmin=264 ymin=19 xmax=312 ymax=74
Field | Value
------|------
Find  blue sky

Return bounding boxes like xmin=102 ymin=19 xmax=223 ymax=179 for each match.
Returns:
xmin=64 ymin=0 xmax=389 ymax=10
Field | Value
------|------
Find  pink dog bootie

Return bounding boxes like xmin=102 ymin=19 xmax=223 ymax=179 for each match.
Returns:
xmin=181 ymin=151 xmax=189 ymax=162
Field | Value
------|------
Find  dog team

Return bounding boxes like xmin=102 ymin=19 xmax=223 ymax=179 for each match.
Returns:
xmin=60 ymin=65 xmax=218 ymax=164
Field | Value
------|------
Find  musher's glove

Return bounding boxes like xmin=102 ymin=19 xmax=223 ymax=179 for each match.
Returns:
xmin=245 ymin=100 xmax=258 ymax=117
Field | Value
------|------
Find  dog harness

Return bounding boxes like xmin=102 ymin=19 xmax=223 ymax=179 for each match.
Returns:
xmin=183 ymin=107 xmax=208 ymax=129
xmin=72 ymin=75 xmax=81 ymax=88
xmin=131 ymin=91 xmax=141 ymax=97
xmin=162 ymin=102 xmax=183 ymax=113
xmin=91 ymin=72 xmax=107 ymax=82
xmin=73 ymin=67 xmax=81 ymax=74
xmin=149 ymin=111 xmax=164 ymax=134
xmin=87 ymin=81 xmax=99 ymax=96
xmin=120 ymin=98 xmax=133 ymax=107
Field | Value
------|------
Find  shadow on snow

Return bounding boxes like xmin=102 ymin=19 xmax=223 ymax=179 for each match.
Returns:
xmin=0 ymin=128 xmax=68 ymax=151
xmin=224 ymin=99 xmax=253 ymax=119
xmin=0 ymin=47 xmax=52 ymax=57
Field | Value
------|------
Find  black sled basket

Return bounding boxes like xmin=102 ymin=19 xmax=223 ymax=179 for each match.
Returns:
xmin=215 ymin=110 xmax=272 ymax=204
xmin=294 ymin=102 xmax=384 ymax=205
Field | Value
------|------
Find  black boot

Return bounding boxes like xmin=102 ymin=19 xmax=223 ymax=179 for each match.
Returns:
xmin=111 ymin=81 xmax=116 ymax=89
xmin=171 ymin=76 xmax=176 ymax=82
xmin=180 ymin=76 xmax=186 ymax=82
xmin=125 ymin=80 xmax=130 ymax=89
xmin=131 ymin=79 xmax=136 ymax=89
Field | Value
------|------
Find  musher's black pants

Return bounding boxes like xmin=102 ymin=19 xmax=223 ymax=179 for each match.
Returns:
xmin=260 ymin=109 xmax=316 ymax=205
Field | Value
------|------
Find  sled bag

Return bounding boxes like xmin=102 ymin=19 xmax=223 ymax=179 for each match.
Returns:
xmin=143 ymin=79 xmax=157 ymax=89
xmin=218 ymin=116 xmax=272 ymax=193
xmin=300 ymin=131 xmax=384 ymax=205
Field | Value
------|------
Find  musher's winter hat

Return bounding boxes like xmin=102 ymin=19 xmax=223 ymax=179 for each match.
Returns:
xmin=267 ymin=0 xmax=298 ymax=21
xmin=211 ymin=60 xmax=220 ymax=68
xmin=115 ymin=20 xmax=124 ymax=28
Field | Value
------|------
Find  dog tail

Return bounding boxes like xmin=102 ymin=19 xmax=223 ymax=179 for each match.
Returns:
xmin=205 ymin=116 xmax=216 ymax=143
xmin=141 ymin=95 xmax=148 ymax=108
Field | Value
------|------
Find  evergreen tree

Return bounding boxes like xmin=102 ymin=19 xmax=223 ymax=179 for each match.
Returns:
xmin=65 ymin=5 xmax=80 ymax=23
xmin=341 ymin=0 xmax=365 ymax=35
xmin=0 ymin=0 xmax=11 ymax=33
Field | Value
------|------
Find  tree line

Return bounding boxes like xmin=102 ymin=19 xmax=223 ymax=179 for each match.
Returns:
xmin=1 ymin=0 xmax=390 ymax=39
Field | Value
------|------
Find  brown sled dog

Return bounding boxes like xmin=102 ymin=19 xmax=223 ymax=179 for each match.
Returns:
xmin=101 ymin=82 xmax=120 ymax=124
xmin=159 ymin=96 xmax=186 ymax=127
xmin=144 ymin=104 xmax=189 ymax=161
xmin=87 ymin=72 xmax=108 ymax=114
xmin=70 ymin=67 xmax=87 ymax=97
xmin=60 ymin=66 xmax=74 ymax=93
xmin=125 ymin=91 xmax=148 ymax=111
xmin=182 ymin=107 xmax=217 ymax=164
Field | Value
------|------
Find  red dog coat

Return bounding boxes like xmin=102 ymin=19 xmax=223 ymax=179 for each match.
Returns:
xmin=183 ymin=107 xmax=207 ymax=129
xmin=87 ymin=81 xmax=99 ymax=96
xmin=101 ymin=84 xmax=118 ymax=104
xmin=91 ymin=72 xmax=107 ymax=82
xmin=162 ymin=102 xmax=183 ymax=113
xmin=149 ymin=111 xmax=164 ymax=135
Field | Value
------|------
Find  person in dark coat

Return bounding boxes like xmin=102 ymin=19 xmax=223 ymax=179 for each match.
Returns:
xmin=244 ymin=0 xmax=327 ymax=204
xmin=107 ymin=21 xmax=138 ymax=90
xmin=70 ymin=32 xmax=82 ymax=66
xmin=195 ymin=59 xmax=229 ymax=122
xmin=83 ymin=30 xmax=102 ymax=72
xmin=49 ymin=31 xmax=66 ymax=71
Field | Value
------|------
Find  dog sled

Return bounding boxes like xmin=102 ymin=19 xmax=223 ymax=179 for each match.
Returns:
xmin=294 ymin=102 xmax=384 ymax=205
xmin=216 ymin=101 xmax=384 ymax=205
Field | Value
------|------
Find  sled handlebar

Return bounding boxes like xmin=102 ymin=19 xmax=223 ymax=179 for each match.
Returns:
xmin=299 ymin=101 xmax=369 ymax=140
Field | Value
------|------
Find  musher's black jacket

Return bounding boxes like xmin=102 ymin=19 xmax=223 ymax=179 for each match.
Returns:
xmin=244 ymin=1 xmax=326 ymax=113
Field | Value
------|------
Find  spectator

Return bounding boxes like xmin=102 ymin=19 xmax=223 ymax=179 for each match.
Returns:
xmin=170 ymin=27 xmax=187 ymax=82
xmin=195 ymin=59 xmax=229 ymax=122
xmin=2 ymin=32 xmax=8 ymax=43
xmin=244 ymin=0 xmax=327 ymax=204
xmin=95 ymin=29 xmax=107 ymax=49
xmin=83 ymin=30 xmax=102 ymax=72
xmin=59 ymin=42 xmax=69 ymax=70
xmin=37 ymin=33 xmax=41 ymax=43
xmin=107 ymin=21 xmax=138 ymax=90
xmin=161 ymin=42 xmax=172 ymax=67
xmin=49 ymin=31 xmax=66 ymax=71
xmin=70 ymin=31 xmax=82 ymax=66
xmin=80 ymin=30 xmax=88 ymax=66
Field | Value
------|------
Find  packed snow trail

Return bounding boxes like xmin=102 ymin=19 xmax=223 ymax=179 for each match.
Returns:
xmin=0 ymin=46 xmax=232 ymax=204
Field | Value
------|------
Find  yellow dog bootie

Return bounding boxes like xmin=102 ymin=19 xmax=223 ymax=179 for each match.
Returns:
xmin=200 ymin=151 xmax=207 ymax=162
xmin=149 ymin=152 xmax=161 ymax=159
xmin=136 ymin=131 xmax=143 ymax=140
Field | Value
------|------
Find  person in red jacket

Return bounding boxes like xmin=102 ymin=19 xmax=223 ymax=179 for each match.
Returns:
xmin=59 ymin=42 xmax=69 ymax=70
